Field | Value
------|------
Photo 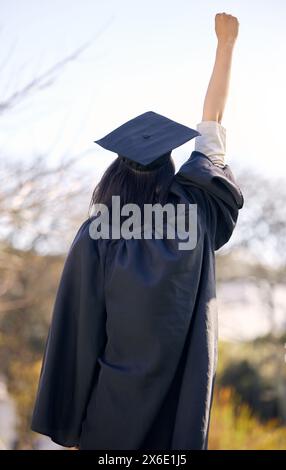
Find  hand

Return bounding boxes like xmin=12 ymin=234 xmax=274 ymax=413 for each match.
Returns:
xmin=215 ymin=12 xmax=239 ymax=46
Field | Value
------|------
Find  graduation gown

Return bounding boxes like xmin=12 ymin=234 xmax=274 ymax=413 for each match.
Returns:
xmin=31 ymin=150 xmax=244 ymax=450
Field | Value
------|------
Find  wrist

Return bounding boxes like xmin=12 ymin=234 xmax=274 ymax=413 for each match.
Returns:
xmin=217 ymin=39 xmax=236 ymax=51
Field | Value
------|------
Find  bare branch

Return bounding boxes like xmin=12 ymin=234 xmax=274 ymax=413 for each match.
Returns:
xmin=0 ymin=15 xmax=114 ymax=114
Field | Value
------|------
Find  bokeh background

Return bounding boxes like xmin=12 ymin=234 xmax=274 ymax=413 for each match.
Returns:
xmin=0 ymin=0 xmax=286 ymax=450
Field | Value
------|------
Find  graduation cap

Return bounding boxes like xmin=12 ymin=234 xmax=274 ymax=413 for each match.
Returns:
xmin=94 ymin=111 xmax=201 ymax=170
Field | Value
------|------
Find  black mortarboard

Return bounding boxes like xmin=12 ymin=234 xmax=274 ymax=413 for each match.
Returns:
xmin=94 ymin=111 xmax=201 ymax=168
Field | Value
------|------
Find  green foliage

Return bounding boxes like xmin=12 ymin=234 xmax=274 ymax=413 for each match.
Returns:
xmin=217 ymin=338 xmax=286 ymax=424
xmin=209 ymin=387 xmax=286 ymax=450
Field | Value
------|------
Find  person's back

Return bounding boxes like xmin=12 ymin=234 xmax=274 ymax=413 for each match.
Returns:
xmin=31 ymin=12 xmax=243 ymax=450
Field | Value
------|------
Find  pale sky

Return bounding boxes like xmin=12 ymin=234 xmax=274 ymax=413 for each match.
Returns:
xmin=1 ymin=0 xmax=286 ymax=180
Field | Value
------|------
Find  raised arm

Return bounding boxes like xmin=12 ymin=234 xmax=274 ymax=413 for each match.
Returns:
xmin=201 ymin=13 xmax=239 ymax=123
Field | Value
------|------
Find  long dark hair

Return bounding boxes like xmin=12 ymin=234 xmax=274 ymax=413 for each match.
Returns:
xmin=89 ymin=153 xmax=176 ymax=216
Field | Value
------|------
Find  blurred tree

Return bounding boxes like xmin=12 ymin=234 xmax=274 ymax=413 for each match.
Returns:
xmin=216 ymin=170 xmax=286 ymax=423
xmin=226 ymin=169 xmax=286 ymax=268
xmin=217 ymin=337 xmax=286 ymax=425
xmin=0 ymin=40 xmax=100 ymax=448
xmin=220 ymin=360 xmax=263 ymax=411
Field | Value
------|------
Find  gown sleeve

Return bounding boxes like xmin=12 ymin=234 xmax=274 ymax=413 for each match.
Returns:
xmin=175 ymin=121 xmax=244 ymax=251
xmin=30 ymin=218 xmax=107 ymax=447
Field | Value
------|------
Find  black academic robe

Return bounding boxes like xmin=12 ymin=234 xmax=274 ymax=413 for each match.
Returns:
xmin=31 ymin=150 xmax=244 ymax=450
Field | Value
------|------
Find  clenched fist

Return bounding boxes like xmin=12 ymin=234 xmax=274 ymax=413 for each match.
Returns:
xmin=215 ymin=12 xmax=239 ymax=45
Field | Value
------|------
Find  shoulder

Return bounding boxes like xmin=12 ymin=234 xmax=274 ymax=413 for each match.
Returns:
xmin=64 ymin=217 xmax=109 ymax=273
xmin=69 ymin=217 xmax=101 ymax=254
xmin=174 ymin=150 xmax=221 ymax=189
xmin=175 ymin=151 xmax=244 ymax=210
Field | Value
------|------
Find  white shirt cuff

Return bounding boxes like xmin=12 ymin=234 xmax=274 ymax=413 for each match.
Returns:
xmin=194 ymin=120 xmax=226 ymax=168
